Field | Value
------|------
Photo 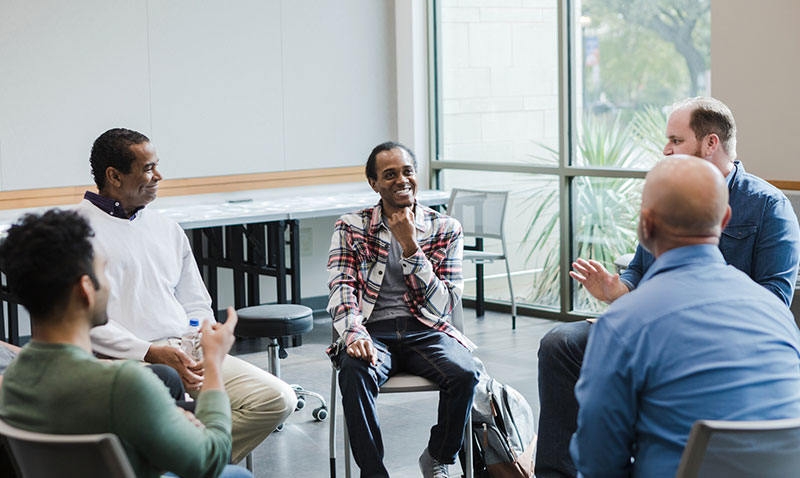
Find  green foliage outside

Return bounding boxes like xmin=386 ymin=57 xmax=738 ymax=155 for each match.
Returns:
xmin=581 ymin=0 xmax=710 ymax=113
xmin=522 ymin=108 xmax=667 ymax=312
xmin=515 ymin=0 xmax=710 ymax=312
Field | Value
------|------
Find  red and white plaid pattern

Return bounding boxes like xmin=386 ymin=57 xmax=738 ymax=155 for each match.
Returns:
xmin=326 ymin=201 xmax=475 ymax=354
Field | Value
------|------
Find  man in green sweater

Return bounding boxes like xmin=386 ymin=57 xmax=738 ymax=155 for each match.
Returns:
xmin=0 ymin=209 xmax=251 ymax=478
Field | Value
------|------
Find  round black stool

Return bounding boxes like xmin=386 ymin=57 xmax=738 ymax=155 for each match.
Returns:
xmin=235 ymin=304 xmax=328 ymax=427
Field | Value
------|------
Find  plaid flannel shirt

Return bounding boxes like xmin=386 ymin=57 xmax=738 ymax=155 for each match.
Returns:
xmin=326 ymin=201 xmax=476 ymax=355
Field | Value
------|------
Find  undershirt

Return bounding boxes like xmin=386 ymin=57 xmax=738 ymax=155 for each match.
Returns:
xmin=369 ymin=221 xmax=411 ymax=322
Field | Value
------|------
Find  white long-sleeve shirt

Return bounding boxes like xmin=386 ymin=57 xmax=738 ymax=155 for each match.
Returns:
xmin=78 ymin=200 xmax=214 ymax=360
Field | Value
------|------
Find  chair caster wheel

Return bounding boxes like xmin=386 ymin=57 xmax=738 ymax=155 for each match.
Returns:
xmin=312 ymin=406 xmax=328 ymax=422
xmin=295 ymin=397 xmax=306 ymax=411
xmin=275 ymin=423 xmax=284 ymax=432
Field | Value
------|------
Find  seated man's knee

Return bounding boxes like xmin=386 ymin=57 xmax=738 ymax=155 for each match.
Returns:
xmin=337 ymin=353 xmax=375 ymax=387
xmin=275 ymin=380 xmax=298 ymax=417
xmin=538 ymin=322 xmax=589 ymax=364
xmin=147 ymin=364 xmax=185 ymax=400
xmin=448 ymin=359 xmax=480 ymax=395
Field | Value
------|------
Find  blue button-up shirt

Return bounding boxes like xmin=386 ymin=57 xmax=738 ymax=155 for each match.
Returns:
xmin=571 ymin=245 xmax=800 ymax=478
xmin=620 ymin=161 xmax=800 ymax=307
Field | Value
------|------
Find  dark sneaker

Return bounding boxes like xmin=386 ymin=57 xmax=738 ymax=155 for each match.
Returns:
xmin=418 ymin=447 xmax=449 ymax=478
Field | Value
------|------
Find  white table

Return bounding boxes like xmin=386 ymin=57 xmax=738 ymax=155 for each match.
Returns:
xmin=0 ymin=183 xmax=450 ymax=344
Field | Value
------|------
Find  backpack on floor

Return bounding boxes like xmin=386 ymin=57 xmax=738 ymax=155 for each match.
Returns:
xmin=461 ymin=361 xmax=537 ymax=478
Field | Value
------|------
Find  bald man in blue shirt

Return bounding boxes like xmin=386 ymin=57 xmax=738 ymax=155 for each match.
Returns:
xmin=570 ymin=156 xmax=800 ymax=477
xmin=535 ymin=97 xmax=800 ymax=478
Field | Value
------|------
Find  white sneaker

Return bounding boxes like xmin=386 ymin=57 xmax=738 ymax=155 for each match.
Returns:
xmin=418 ymin=447 xmax=449 ymax=478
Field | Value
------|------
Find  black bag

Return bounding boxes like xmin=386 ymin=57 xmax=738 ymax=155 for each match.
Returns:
xmin=461 ymin=362 xmax=537 ymax=478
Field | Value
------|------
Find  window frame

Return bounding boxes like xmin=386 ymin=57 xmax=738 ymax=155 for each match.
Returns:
xmin=428 ymin=0 xmax=649 ymax=321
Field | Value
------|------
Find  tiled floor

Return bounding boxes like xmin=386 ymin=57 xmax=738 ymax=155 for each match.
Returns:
xmin=229 ymin=309 xmax=560 ymax=478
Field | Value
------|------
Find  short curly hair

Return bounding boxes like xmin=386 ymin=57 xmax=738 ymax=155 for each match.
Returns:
xmin=90 ymin=128 xmax=150 ymax=190
xmin=365 ymin=141 xmax=417 ymax=181
xmin=0 ymin=209 xmax=97 ymax=318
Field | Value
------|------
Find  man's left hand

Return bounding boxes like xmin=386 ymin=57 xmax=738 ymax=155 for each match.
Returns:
xmin=387 ymin=207 xmax=418 ymax=257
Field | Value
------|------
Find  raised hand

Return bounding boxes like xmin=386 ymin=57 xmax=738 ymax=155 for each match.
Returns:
xmin=569 ymin=258 xmax=630 ymax=304
xmin=387 ymin=207 xmax=418 ymax=257
xmin=200 ymin=308 xmax=238 ymax=367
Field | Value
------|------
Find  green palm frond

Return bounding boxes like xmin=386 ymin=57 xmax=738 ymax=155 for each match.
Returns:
xmin=521 ymin=112 xmax=650 ymax=312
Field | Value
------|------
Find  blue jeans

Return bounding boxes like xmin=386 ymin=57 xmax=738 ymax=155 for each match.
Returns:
xmin=535 ymin=320 xmax=591 ymax=478
xmin=337 ymin=316 xmax=479 ymax=478
xmin=162 ymin=464 xmax=252 ymax=478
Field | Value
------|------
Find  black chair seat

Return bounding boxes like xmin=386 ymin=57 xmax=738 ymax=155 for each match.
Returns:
xmin=235 ymin=304 xmax=313 ymax=338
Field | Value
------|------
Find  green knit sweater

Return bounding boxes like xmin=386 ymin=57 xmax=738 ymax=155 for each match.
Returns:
xmin=0 ymin=342 xmax=232 ymax=478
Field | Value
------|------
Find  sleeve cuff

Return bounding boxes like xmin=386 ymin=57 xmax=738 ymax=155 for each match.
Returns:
xmin=400 ymin=247 xmax=431 ymax=275
xmin=618 ymin=278 xmax=635 ymax=292
xmin=344 ymin=324 xmax=371 ymax=347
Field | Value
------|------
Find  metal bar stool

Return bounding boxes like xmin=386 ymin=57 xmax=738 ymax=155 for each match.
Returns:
xmin=234 ymin=304 xmax=329 ymax=429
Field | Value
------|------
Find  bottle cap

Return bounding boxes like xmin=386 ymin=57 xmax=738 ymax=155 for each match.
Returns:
xmin=189 ymin=319 xmax=200 ymax=327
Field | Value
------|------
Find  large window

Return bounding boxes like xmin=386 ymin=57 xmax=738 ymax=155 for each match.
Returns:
xmin=433 ymin=0 xmax=711 ymax=318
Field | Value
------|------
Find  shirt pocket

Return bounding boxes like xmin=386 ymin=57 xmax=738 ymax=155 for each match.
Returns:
xmin=719 ymin=224 xmax=758 ymax=271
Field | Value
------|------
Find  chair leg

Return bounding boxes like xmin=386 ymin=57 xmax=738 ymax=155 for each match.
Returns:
xmin=245 ymin=453 xmax=253 ymax=472
xmin=267 ymin=338 xmax=281 ymax=377
xmin=504 ymin=257 xmax=517 ymax=330
xmin=329 ymin=368 xmax=338 ymax=478
xmin=465 ymin=409 xmax=473 ymax=478
xmin=343 ymin=420 xmax=352 ymax=478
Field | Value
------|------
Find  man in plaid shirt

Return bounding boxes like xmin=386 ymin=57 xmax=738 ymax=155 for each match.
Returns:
xmin=327 ymin=142 xmax=479 ymax=478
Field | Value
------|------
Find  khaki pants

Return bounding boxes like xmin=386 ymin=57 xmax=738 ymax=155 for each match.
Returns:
xmin=158 ymin=339 xmax=297 ymax=463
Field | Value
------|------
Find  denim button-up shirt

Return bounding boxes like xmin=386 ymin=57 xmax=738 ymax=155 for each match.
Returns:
xmin=620 ymin=161 xmax=800 ymax=307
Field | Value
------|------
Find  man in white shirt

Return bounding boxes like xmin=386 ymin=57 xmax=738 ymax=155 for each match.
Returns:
xmin=79 ymin=128 xmax=296 ymax=464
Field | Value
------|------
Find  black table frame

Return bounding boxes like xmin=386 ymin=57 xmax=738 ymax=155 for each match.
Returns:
xmin=190 ymin=219 xmax=301 ymax=312
xmin=0 ymin=219 xmax=301 ymax=346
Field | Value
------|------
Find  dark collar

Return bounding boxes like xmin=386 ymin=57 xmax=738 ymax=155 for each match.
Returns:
xmin=83 ymin=191 xmax=142 ymax=220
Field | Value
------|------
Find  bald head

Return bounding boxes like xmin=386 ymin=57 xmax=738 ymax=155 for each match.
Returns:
xmin=638 ymin=155 xmax=731 ymax=256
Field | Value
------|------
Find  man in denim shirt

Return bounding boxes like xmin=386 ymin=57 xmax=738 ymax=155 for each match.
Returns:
xmin=535 ymin=97 xmax=800 ymax=478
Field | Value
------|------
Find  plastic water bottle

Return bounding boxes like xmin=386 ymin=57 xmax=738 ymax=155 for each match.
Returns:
xmin=180 ymin=318 xmax=203 ymax=362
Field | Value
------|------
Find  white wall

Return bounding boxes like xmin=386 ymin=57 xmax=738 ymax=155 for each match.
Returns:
xmin=0 ymin=0 xmax=398 ymax=190
xmin=438 ymin=0 xmax=559 ymax=164
xmin=711 ymin=0 xmax=800 ymax=182
xmin=1 ymin=1 xmax=418 ymax=338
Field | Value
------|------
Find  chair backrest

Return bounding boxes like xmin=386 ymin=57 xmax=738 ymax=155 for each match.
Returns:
xmin=676 ymin=418 xmax=800 ymax=478
xmin=447 ymin=189 xmax=509 ymax=240
xmin=0 ymin=417 xmax=136 ymax=478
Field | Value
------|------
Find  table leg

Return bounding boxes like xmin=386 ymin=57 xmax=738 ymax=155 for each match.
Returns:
xmin=289 ymin=220 xmax=301 ymax=305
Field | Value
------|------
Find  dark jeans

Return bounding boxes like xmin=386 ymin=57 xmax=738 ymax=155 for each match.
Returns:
xmin=147 ymin=364 xmax=196 ymax=413
xmin=535 ymin=320 xmax=591 ymax=478
xmin=337 ymin=316 xmax=479 ymax=478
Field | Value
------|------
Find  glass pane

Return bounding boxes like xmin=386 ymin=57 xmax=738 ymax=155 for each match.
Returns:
xmin=439 ymin=0 xmax=559 ymax=165
xmin=572 ymin=176 xmax=644 ymax=313
xmin=440 ymin=170 xmax=560 ymax=309
xmin=574 ymin=0 xmax=711 ymax=167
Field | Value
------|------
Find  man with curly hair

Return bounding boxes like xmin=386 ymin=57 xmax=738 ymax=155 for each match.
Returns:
xmin=0 ymin=209 xmax=250 ymax=478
